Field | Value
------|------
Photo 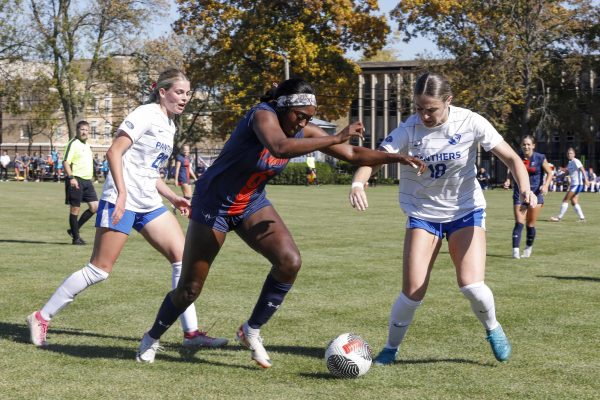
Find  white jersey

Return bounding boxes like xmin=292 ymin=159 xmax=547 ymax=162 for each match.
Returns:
xmin=101 ymin=103 xmax=175 ymax=212
xmin=567 ymin=158 xmax=584 ymax=186
xmin=381 ymin=106 xmax=504 ymax=223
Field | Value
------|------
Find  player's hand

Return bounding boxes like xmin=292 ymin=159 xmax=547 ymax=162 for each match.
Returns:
xmin=349 ymin=182 xmax=368 ymax=211
xmin=173 ymin=196 xmax=191 ymax=218
xmin=519 ymin=190 xmax=538 ymax=210
xmin=540 ymin=185 xmax=549 ymax=196
xmin=396 ymin=155 xmax=426 ymax=176
xmin=336 ymin=121 xmax=364 ymax=144
xmin=112 ymin=194 xmax=127 ymax=225
xmin=70 ymin=178 xmax=80 ymax=189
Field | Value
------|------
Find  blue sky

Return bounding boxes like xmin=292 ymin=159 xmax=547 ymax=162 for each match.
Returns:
xmin=152 ymin=0 xmax=440 ymax=61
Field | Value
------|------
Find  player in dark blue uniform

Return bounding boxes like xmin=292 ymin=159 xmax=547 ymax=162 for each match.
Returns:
xmin=503 ymin=135 xmax=553 ymax=258
xmin=136 ymin=78 xmax=427 ymax=367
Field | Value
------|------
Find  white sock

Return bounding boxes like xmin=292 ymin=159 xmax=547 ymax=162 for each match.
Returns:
xmin=460 ymin=281 xmax=498 ymax=331
xmin=385 ymin=292 xmax=422 ymax=349
xmin=243 ymin=321 xmax=260 ymax=337
xmin=557 ymin=202 xmax=569 ymax=218
xmin=573 ymin=204 xmax=585 ymax=219
xmin=172 ymin=262 xmax=199 ymax=334
xmin=40 ymin=263 xmax=109 ymax=321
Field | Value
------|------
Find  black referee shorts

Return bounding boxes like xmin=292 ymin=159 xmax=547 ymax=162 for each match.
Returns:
xmin=65 ymin=177 xmax=99 ymax=207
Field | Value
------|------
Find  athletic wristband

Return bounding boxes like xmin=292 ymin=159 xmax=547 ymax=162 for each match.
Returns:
xmin=68 ymin=176 xmax=74 ymax=180
xmin=351 ymin=182 xmax=364 ymax=189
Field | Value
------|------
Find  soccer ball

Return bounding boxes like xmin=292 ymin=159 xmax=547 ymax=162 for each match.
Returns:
xmin=325 ymin=333 xmax=372 ymax=378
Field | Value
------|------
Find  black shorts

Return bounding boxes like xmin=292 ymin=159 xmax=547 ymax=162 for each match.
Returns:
xmin=65 ymin=177 xmax=98 ymax=207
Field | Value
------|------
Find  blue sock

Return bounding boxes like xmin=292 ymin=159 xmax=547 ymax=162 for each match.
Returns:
xmin=526 ymin=226 xmax=536 ymax=247
xmin=512 ymin=223 xmax=524 ymax=248
xmin=148 ymin=292 xmax=185 ymax=339
xmin=248 ymin=273 xmax=293 ymax=329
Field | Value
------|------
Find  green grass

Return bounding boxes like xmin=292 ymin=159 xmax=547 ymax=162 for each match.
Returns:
xmin=1 ymin=182 xmax=599 ymax=399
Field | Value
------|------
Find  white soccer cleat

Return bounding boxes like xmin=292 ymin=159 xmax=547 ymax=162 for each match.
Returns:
xmin=522 ymin=246 xmax=532 ymax=258
xmin=236 ymin=324 xmax=272 ymax=368
xmin=549 ymin=216 xmax=561 ymax=222
xmin=27 ymin=311 xmax=49 ymax=347
xmin=512 ymin=248 xmax=521 ymax=259
xmin=136 ymin=332 xmax=162 ymax=363
xmin=182 ymin=331 xmax=228 ymax=348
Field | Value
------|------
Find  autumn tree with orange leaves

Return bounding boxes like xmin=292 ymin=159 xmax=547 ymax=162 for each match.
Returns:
xmin=174 ymin=0 xmax=389 ymax=139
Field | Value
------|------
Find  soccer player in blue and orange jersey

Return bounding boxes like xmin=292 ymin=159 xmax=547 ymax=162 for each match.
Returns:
xmin=504 ymin=135 xmax=553 ymax=258
xmin=136 ymin=78 xmax=427 ymax=367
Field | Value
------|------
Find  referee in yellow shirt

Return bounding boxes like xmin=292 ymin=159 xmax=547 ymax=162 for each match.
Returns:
xmin=63 ymin=121 xmax=99 ymax=245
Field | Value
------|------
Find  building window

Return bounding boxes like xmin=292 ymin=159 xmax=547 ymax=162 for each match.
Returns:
xmin=90 ymin=122 xmax=97 ymax=139
xmin=104 ymin=123 xmax=111 ymax=139
xmin=93 ymin=98 xmax=99 ymax=113
xmin=104 ymin=96 xmax=111 ymax=112
xmin=20 ymin=125 xmax=28 ymax=139
xmin=55 ymin=126 xmax=63 ymax=138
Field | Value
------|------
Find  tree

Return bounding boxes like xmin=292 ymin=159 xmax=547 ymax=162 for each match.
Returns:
xmin=174 ymin=0 xmax=389 ymax=139
xmin=28 ymin=0 xmax=168 ymax=139
xmin=0 ymin=0 xmax=34 ymax=145
xmin=390 ymin=0 xmax=597 ymax=143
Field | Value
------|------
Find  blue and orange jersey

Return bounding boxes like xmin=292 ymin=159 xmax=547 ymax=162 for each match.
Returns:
xmin=192 ymin=102 xmax=304 ymax=216
xmin=514 ymin=151 xmax=547 ymax=195
xmin=176 ymin=154 xmax=191 ymax=182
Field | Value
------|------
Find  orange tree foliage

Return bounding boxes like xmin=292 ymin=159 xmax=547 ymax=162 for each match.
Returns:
xmin=391 ymin=0 xmax=597 ymax=143
xmin=174 ymin=0 xmax=389 ymax=139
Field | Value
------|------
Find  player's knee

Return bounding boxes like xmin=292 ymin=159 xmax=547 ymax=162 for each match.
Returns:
xmin=275 ymin=250 xmax=302 ymax=280
xmin=175 ymin=282 xmax=203 ymax=306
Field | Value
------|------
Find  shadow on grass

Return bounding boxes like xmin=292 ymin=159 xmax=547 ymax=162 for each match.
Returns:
xmin=0 ymin=239 xmax=70 ymax=245
xmin=0 ymin=321 xmax=141 ymax=344
xmin=2 ymin=321 xmax=309 ymax=370
xmin=537 ymin=275 xmax=600 ymax=282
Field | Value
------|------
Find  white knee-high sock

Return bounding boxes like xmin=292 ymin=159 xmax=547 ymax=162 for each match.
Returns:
xmin=40 ymin=263 xmax=109 ymax=321
xmin=557 ymin=202 xmax=569 ymax=218
xmin=385 ymin=292 xmax=422 ymax=349
xmin=172 ymin=262 xmax=198 ymax=333
xmin=573 ymin=204 xmax=585 ymax=219
xmin=460 ymin=281 xmax=498 ymax=331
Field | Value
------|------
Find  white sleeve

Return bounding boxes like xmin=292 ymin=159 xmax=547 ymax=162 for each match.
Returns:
xmin=574 ymin=159 xmax=583 ymax=169
xmin=380 ymin=125 xmax=409 ymax=154
xmin=118 ymin=106 xmax=152 ymax=144
xmin=472 ymin=112 xmax=504 ymax=152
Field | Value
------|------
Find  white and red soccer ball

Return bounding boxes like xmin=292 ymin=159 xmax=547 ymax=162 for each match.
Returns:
xmin=325 ymin=333 xmax=372 ymax=378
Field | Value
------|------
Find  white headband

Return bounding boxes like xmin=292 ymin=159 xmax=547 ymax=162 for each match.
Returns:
xmin=276 ymin=93 xmax=317 ymax=108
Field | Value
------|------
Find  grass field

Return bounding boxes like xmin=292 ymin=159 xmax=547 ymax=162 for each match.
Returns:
xmin=1 ymin=181 xmax=599 ymax=399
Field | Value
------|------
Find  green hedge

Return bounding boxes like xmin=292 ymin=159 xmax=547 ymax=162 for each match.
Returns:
xmin=269 ymin=161 xmax=398 ymax=185
xmin=270 ymin=161 xmax=356 ymax=185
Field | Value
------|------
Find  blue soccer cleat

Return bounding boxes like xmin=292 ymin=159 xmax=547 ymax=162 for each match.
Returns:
xmin=373 ymin=347 xmax=398 ymax=366
xmin=486 ymin=325 xmax=512 ymax=362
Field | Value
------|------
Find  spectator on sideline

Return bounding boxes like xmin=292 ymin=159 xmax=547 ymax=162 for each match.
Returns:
xmin=63 ymin=121 xmax=99 ymax=245
xmin=101 ymin=154 xmax=109 ymax=180
xmin=14 ymin=153 xmax=24 ymax=181
xmin=585 ymin=167 xmax=596 ymax=192
xmin=476 ymin=167 xmax=491 ymax=190
xmin=93 ymin=153 xmax=102 ymax=183
xmin=349 ymin=72 xmax=537 ymax=366
xmin=305 ymin=153 xmax=318 ymax=185
xmin=0 ymin=150 xmax=10 ymax=181
xmin=135 ymin=77 xmax=426 ymax=367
